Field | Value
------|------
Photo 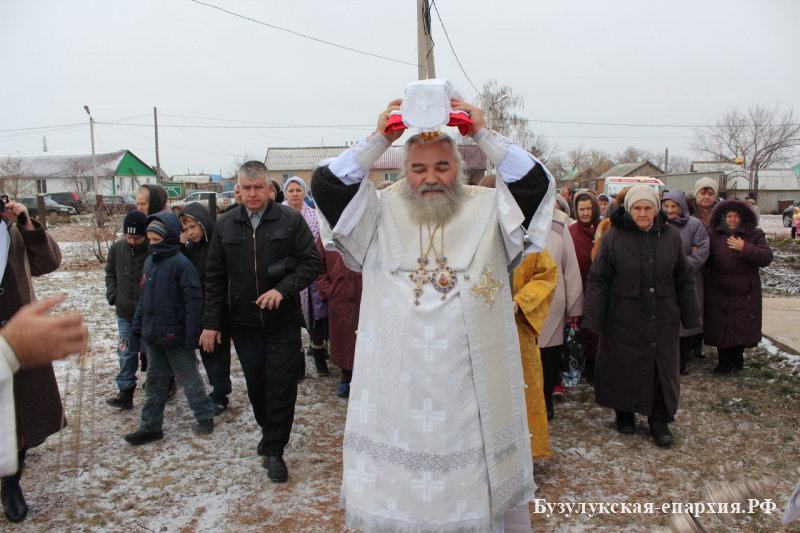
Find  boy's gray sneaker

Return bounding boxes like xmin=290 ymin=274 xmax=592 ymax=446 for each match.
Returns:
xmin=196 ymin=418 xmax=214 ymax=436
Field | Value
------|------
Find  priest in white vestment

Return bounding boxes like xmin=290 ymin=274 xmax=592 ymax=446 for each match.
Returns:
xmin=310 ymin=96 xmax=555 ymax=533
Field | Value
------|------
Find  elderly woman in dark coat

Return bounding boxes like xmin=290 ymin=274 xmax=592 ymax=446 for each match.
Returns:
xmin=704 ymin=200 xmax=773 ymax=374
xmin=583 ymin=185 xmax=700 ymax=448
xmin=0 ymin=202 xmax=62 ymax=523
xmin=661 ymin=190 xmax=709 ymax=375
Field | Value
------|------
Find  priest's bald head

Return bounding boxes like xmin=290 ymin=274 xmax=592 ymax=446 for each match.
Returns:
xmin=400 ymin=133 xmax=466 ymax=226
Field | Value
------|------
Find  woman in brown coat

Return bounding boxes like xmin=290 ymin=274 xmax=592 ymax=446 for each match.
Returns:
xmin=583 ymin=186 xmax=700 ymax=448
xmin=704 ymin=200 xmax=773 ymax=374
xmin=0 ymin=202 xmax=62 ymax=523
xmin=315 ymin=236 xmax=362 ymax=398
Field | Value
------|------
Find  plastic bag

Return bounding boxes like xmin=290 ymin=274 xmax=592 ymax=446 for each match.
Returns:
xmin=560 ymin=320 xmax=585 ymax=387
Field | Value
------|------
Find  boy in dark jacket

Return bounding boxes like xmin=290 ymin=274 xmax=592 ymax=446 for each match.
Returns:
xmin=180 ymin=203 xmax=232 ymax=414
xmin=105 ymin=211 xmax=149 ymax=409
xmin=125 ymin=213 xmax=214 ymax=445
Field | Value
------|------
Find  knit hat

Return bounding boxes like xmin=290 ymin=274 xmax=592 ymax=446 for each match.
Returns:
xmin=123 ymin=210 xmax=148 ymax=236
xmin=624 ymin=185 xmax=660 ymax=211
xmin=692 ymin=177 xmax=718 ymax=198
xmin=146 ymin=218 xmax=168 ymax=239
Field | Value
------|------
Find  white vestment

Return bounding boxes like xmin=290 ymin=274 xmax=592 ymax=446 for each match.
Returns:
xmin=318 ymin=131 xmax=554 ymax=533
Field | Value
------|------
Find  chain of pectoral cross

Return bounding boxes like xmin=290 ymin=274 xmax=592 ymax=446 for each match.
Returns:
xmin=408 ymin=224 xmax=446 ymax=306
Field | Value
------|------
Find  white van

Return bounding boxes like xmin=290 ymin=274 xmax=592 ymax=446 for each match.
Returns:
xmin=603 ymin=176 xmax=669 ymax=198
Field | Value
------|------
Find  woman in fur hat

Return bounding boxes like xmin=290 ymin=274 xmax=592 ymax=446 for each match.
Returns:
xmin=583 ymin=185 xmax=700 ymax=447
xmin=704 ymin=200 xmax=773 ymax=374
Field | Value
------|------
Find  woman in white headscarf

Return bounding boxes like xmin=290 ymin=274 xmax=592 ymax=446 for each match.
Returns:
xmin=283 ymin=177 xmax=329 ymax=378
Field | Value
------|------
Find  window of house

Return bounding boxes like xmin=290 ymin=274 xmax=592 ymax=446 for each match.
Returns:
xmin=282 ymin=173 xmax=294 ymax=182
xmin=385 ymin=172 xmax=399 ymax=182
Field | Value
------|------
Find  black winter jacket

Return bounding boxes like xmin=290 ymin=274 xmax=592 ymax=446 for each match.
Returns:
xmin=180 ymin=202 xmax=214 ymax=286
xmin=105 ymin=237 xmax=149 ymax=320
xmin=202 ymin=201 xmax=322 ymax=332
xmin=132 ymin=213 xmax=204 ymax=348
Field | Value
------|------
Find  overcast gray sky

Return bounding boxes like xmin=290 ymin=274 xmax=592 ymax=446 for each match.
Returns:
xmin=2 ymin=0 xmax=798 ymax=176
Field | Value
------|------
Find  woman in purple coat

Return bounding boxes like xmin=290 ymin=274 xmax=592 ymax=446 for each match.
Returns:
xmin=704 ymin=200 xmax=773 ymax=374
xmin=662 ymin=190 xmax=709 ymax=375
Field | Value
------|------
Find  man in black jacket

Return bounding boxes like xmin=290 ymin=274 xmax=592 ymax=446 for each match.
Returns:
xmin=105 ymin=210 xmax=149 ymax=409
xmin=200 ymin=161 xmax=321 ymax=482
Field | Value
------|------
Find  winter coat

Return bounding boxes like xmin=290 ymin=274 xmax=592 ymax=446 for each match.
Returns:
xmin=105 ymin=238 xmax=149 ymax=320
xmin=132 ymin=213 xmax=204 ymax=348
xmin=704 ymin=200 xmax=773 ymax=349
xmin=661 ymin=190 xmax=709 ymax=337
xmin=315 ymin=236 xmax=362 ymax=370
xmin=540 ymin=210 xmax=584 ymax=348
xmin=0 ymin=217 xmax=64 ymax=449
xmin=202 ymin=201 xmax=322 ymax=333
xmin=179 ymin=202 xmax=214 ymax=287
xmin=583 ymin=208 xmax=700 ymax=417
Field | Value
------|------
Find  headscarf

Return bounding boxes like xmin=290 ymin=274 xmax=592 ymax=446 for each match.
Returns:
xmin=661 ymin=190 xmax=689 ymax=226
xmin=569 ymin=191 xmax=599 ymax=289
xmin=282 ymin=177 xmax=319 ymax=239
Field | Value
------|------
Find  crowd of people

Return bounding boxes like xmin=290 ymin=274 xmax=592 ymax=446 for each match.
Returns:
xmin=0 ymin=94 xmax=778 ymax=530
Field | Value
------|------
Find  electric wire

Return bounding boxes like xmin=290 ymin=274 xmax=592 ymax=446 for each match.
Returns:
xmin=190 ymin=0 xmax=420 ymax=67
xmin=431 ymin=0 xmax=480 ymax=95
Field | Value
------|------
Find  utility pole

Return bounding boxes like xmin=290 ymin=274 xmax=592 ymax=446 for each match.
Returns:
xmin=154 ymin=107 xmax=162 ymax=184
xmin=416 ymin=0 xmax=435 ymax=80
xmin=664 ymin=148 xmax=669 ymax=174
xmin=84 ymin=106 xmax=99 ymax=197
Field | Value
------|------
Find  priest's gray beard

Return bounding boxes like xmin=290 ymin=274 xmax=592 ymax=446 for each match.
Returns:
xmin=400 ymin=178 xmax=465 ymax=226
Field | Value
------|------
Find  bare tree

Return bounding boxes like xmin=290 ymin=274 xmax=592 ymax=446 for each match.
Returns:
xmin=64 ymin=158 xmax=94 ymax=195
xmin=614 ymin=146 xmax=652 ymax=165
xmin=227 ymin=150 xmax=260 ymax=178
xmin=0 ymin=156 xmax=35 ymax=198
xmin=472 ymin=79 xmax=558 ymax=167
xmin=692 ymin=103 xmax=800 ymax=201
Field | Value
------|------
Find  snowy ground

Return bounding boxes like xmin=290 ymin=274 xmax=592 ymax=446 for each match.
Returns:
xmin=9 ymin=238 xmax=800 ymax=532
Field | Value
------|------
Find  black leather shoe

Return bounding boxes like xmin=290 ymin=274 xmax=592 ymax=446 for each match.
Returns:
xmin=713 ymin=361 xmax=733 ymax=375
xmin=124 ymin=429 xmax=164 ymax=445
xmin=1 ymin=478 xmax=28 ymax=523
xmin=694 ymin=344 xmax=706 ymax=359
xmin=649 ymin=419 xmax=673 ymax=447
xmin=615 ymin=411 xmax=635 ymax=434
xmin=196 ymin=418 xmax=214 ymax=436
xmin=264 ymin=456 xmax=288 ymax=482
xmin=545 ymin=397 xmax=554 ymax=421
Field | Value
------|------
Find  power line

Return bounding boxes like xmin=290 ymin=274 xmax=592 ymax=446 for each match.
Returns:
xmin=430 ymin=1 xmax=480 ymax=95
xmin=97 ymin=121 xmax=373 ymax=130
xmin=98 ymin=123 xmax=235 ymax=156
xmin=0 ymin=123 xmax=85 ymax=132
xmin=190 ymin=0 xmax=420 ymax=67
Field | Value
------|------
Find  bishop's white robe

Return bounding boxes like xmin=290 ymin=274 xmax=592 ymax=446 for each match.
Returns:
xmin=315 ymin=130 xmax=554 ymax=533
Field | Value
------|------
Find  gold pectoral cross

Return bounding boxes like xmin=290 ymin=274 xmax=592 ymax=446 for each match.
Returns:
xmin=409 ymin=257 xmax=430 ymax=306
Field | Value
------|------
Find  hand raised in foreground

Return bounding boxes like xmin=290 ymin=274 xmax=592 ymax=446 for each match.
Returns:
xmin=377 ymin=99 xmax=404 ymax=143
xmin=0 ymin=294 xmax=88 ymax=367
xmin=450 ymin=99 xmax=486 ymax=138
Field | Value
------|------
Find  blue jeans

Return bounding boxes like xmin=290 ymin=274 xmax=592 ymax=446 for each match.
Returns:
xmin=140 ymin=344 xmax=214 ymax=432
xmin=115 ymin=318 xmax=145 ymax=391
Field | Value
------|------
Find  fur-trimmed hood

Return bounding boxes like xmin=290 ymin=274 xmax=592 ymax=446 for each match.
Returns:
xmin=708 ymin=199 xmax=758 ymax=234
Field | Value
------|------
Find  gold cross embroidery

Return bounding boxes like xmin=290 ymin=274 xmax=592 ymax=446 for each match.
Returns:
xmin=471 ymin=267 xmax=504 ymax=309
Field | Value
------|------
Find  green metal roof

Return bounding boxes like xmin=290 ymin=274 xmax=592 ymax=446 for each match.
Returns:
xmin=116 ymin=151 xmax=156 ymax=177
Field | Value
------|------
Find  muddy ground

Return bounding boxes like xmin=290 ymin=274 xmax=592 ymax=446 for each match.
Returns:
xmin=8 ymin=226 xmax=800 ymax=532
